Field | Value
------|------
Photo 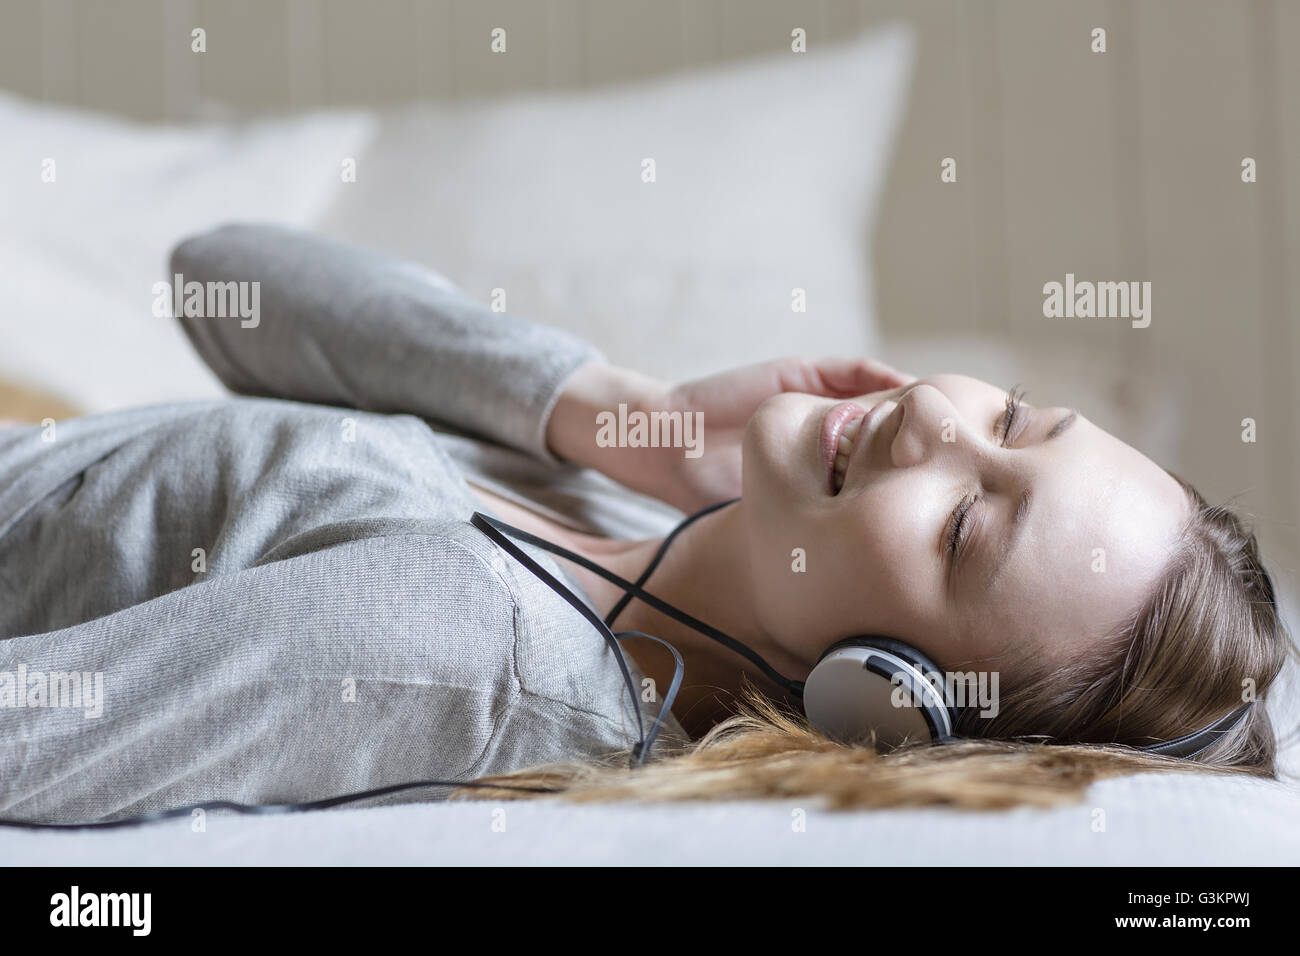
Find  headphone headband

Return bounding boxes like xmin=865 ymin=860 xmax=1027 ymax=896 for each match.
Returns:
xmin=805 ymin=637 xmax=1255 ymax=760
xmin=1135 ymin=702 xmax=1254 ymax=759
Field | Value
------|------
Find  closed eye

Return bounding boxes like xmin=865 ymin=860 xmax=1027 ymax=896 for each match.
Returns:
xmin=947 ymin=385 xmax=1024 ymax=572
xmin=946 ymin=492 xmax=977 ymax=559
xmin=996 ymin=385 xmax=1027 ymax=446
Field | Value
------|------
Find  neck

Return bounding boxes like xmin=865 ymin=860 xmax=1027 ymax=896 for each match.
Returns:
xmin=537 ymin=498 xmax=810 ymax=738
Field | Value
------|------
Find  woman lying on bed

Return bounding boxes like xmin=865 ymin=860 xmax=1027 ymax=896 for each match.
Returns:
xmin=0 ymin=224 xmax=1290 ymax=823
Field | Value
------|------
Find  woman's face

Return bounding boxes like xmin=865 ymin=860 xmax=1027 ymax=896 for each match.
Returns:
xmin=741 ymin=374 xmax=1190 ymax=681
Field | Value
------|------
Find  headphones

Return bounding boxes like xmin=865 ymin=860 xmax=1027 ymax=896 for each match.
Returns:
xmin=804 ymin=636 xmax=1252 ymax=758
xmin=803 ymin=636 xmax=954 ymax=748
xmin=0 ymin=496 xmax=1252 ymax=830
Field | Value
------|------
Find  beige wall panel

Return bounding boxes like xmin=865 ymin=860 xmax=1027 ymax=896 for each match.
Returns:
xmin=544 ymin=0 xmax=584 ymax=88
xmin=1262 ymin=0 xmax=1300 ymax=570
xmin=956 ymin=0 xmax=1006 ymax=337
xmin=868 ymin=1 xmax=983 ymax=338
xmin=716 ymin=0 xmax=802 ymax=58
xmin=196 ymin=0 xmax=291 ymax=113
xmin=678 ymin=0 xmax=722 ymax=69
xmin=994 ymin=0 xmax=1128 ymax=344
xmin=1132 ymin=1 xmax=1274 ymax=539
xmin=321 ymin=0 xmax=419 ymax=102
xmin=287 ymin=0 xmax=327 ymax=108
xmin=76 ymin=0 xmax=167 ymax=119
xmin=444 ymin=0 xmax=553 ymax=95
xmin=582 ymin=0 xmax=686 ymax=84
xmin=0 ymin=1 xmax=45 ymax=102
xmin=36 ymin=0 xmax=79 ymax=106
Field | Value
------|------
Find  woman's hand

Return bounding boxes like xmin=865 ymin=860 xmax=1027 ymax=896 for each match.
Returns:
xmin=547 ymin=357 xmax=915 ymax=513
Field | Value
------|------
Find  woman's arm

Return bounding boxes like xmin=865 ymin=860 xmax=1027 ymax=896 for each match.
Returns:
xmin=170 ymin=224 xmax=911 ymax=506
xmin=169 ymin=223 xmax=602 ymax=462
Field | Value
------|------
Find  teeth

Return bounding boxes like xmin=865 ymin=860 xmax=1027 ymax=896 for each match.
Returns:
xmin=836 ymin=415 xmax=864 ymax=460
xmin=831 ymin=414 xmax=864 ymax=494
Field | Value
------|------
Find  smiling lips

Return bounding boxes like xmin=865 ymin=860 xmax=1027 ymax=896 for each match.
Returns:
xmin=821 ymin=402 xmax=867 ymax=495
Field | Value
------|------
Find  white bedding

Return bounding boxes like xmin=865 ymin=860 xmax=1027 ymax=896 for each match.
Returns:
xmin=3 ymin=773 xmax=1297 ymax=866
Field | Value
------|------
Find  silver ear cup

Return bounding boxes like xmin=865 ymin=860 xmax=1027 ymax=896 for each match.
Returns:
xmin=803 ymin=643 xmax=954 ymax=748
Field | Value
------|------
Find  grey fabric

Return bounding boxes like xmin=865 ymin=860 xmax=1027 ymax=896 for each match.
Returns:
xmin=0 ymin=223 xmax=686 ymax=824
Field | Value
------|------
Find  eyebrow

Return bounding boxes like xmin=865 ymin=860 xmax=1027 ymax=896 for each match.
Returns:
xmin=975 ymin=410 xmax=1078 ymax=588
xmin=1046 ymin=410 xmax=1078 ymax=440
xmin=984 ymin=489 xmax=1032 ymax=589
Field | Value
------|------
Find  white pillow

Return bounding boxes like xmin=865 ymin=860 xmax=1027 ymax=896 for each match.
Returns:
xmin=0 ymin=92 xmax=375 ymax=411
xmin=318 ymin=24 xmax=915 ymax=381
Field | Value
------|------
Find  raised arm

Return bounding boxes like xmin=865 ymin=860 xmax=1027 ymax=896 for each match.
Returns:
xmin=169 ymin=223 xmax=602 ymax=462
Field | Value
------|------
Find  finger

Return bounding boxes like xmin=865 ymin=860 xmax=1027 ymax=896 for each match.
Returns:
xmin=792 ymin=356 xmax=917 ymax=396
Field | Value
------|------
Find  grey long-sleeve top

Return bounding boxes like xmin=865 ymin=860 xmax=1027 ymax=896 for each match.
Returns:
xmin=0 ymin=223 xmax=686 ymax=823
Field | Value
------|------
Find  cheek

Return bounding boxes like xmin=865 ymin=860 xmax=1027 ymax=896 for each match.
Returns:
xmin=739 ymin=406 xmax=950 ymax=647
xmin=744 ymin=494 xmax=931 ymax=652
xmin=848 ymin=473 xmax=934 ymax=561
xmin=831 ymin=477 xmax=947 ymax=633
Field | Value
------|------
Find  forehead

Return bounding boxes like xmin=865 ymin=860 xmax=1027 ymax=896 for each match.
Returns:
xmin=979 ymin=416 xmax=1189 ymax=663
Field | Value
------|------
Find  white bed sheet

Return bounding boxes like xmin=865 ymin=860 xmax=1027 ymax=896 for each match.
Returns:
xmin=3 ymin=772 xmax=1298 ymax=866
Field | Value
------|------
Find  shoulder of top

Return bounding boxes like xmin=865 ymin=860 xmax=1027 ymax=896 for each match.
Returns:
xmin=254 ymin=515 xmax=518 ymax=608
xmin=435 ymin=519 xmax=529 ymax=606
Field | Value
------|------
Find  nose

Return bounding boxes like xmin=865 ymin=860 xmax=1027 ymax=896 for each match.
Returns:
xmin=889 ymin=383 xmax=963 ymax=468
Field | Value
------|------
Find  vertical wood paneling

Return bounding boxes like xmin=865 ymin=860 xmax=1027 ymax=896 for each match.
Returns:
xmin=961 ymin=1 xmax=1008 ymax=336
xmin=678 ymin=0 xmax=721 ymax=70
xmin=161 ymin=0 xmax=200 ymax=119
xmin=1104 ymin=0 xmax=1148 ymax=283
xmin=866 ymin=0 xmax=981 ymax=337
xmin=545 ymin=0 xmax=583 ymax=88
xmin=322 ymin=0 xmax=419 ymax=103
xmin=1101 ymin=0 xmax=1158 ymax=404
xmin=717 ymin=0 xmax=801 ymax=60
xmin=412 ymin=0 xmax=453 ymax=98
xmin=76 ymin=0 xmax=167 ymax=119
xmin=194 ymin=0 xmax=292 ymax=114
xmin=38 ymin=0 xmax=80 ymax=105
xmin=994 ymin=0 xmax=1125 ymax=342
xmin=821 ymin=0 xmax=862 ymax=37
xmin=288 ymin=0 xmax=327 ymax=109
xmin=1132 ymin=1 xmax=1271 ymax=519
xmin=583 ymin=0 xmax=686 ymax=84
xmin=447 ymin=0 xmax=552 ymax=95
xmin=1260 ymin=0 xmax=1300 ymax=568
xmin=0 ymin=1 xmax=45 ymax=102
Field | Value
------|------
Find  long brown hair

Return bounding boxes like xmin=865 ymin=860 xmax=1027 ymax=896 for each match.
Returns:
xmin=456 ymin=476 xmax=1295 ymax=810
